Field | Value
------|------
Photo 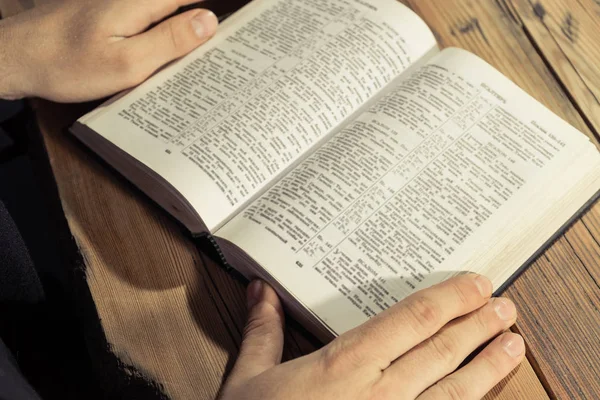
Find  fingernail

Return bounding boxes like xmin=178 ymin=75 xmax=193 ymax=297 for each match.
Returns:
xmin=493 ymin=298 xmax=516 ymax=321
xmin=474 ymin=274 xmax=493 ymax=298
xmin=501 ymin=333 xmax=525 ymax=358
xmin=191 ymin=10 xmax=218 ymax=39
xmin=247 ymin=280 xmax=263 ymax=310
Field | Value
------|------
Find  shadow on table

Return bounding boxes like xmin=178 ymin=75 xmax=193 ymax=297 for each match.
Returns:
xmin=29 ymin=101 xmax=245 ymax=399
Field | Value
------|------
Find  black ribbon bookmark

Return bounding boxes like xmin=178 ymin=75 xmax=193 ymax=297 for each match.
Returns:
xmin=192 ymin=233 xmax=248 ymax=284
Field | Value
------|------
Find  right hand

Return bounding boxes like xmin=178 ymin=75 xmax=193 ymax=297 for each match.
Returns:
xmin=220 ymin=274 xmax=524 ymax=400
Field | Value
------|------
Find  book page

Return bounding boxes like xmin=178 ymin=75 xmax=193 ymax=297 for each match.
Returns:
xmin=216 ymin=47 xmax=599 ymax=334
xmin=80 ymin=0 xmax=436 ymax=231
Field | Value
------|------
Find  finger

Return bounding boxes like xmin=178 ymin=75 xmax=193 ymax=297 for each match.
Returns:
xmin=332 ymin=274 xmax=492 ymax=370
xmin=418 ymin=332 xmax=525 ymax=400
xmin=113 ymin=9 xmax=218 ymax=88
xmin=108 ymin=0 xmax=209 ymax=35
xmin=225 ymin=281 xmax=285 ymax=389
xmin=381 ymin=297 xmax=517 ymax=398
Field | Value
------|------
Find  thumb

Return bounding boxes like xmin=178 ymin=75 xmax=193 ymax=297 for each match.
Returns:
xmin=226 ymin=281 xmax=285 ymax=388
xmin=118 ymin=9 xmax=218 ymax=84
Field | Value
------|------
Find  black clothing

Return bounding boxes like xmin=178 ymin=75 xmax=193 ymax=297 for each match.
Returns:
xmin=0 ymin=100 xmax=41 ymax=399
xmin=0 ymin=338 xmax=41 ymax=400
xmin=0 ymin=196 xmax=44 ymax=304
xmin=0 ymin=101 xmax=167 ymax=400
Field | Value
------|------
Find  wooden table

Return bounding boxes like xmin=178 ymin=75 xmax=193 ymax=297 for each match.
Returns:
xmin=31 ymin=0 xmax=600 ymax=399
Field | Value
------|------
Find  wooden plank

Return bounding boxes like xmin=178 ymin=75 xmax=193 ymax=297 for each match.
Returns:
xmin=486 ymin=361 xmax=549 ymax=399
xmin=510 ymin=233 xmax=600 ymax=399
xmin=510 ymin=0 xmax=600 ymax=138
xmin=401 ymin=0 xmax=600 ymax=397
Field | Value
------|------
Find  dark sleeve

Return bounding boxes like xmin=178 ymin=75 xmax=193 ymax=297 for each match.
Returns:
xmin=0 ymin=338 xmax=42 ymax=400
xmin=0 ymin=199 xmax=44 ymax=304
xmin=0 ymin=200 xmax=43 ymax=400
xmin=0 ymin=138 xmax=43 ymax=400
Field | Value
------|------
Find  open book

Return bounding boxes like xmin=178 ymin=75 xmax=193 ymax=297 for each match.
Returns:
xmin=71 ymin=0 xmax=600 ymax=341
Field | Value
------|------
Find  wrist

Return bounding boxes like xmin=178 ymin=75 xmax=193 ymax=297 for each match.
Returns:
xmin=0 ymin=17 xmax=35 ymax=100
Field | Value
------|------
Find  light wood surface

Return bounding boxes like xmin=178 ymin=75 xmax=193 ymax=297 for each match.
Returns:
xmin=33 ymin=0 xmax=600 ymax=399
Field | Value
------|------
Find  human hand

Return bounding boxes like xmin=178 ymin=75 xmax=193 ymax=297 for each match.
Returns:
xmin=220 ymin=275 xmax=524 ymax=400
xmin=0 ymin=0 xmax=218 ymax=102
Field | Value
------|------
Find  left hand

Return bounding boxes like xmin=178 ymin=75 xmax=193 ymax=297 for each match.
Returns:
xmin=0 ymin=0 xmax=218 ymax=102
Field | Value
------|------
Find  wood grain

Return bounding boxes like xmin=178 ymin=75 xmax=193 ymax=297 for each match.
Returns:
xmin=30 ymin=0 xmax=600 ymax=399
xmin=510 ymin=0 xmax=600 ymax=138
xmin=402 ymin=0 xmax=600 ymax=397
